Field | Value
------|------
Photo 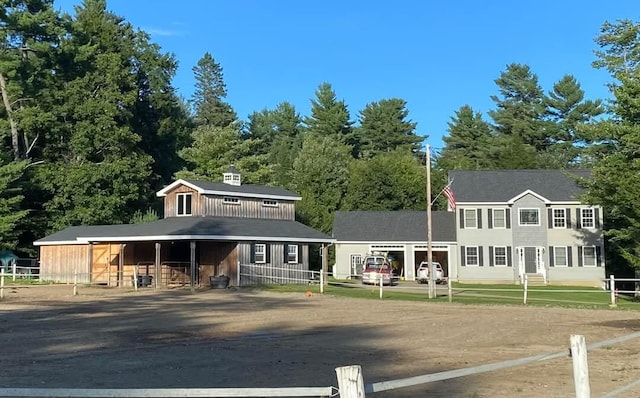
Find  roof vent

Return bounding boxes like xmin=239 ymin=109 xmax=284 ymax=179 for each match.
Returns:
xmin=223 ymin=164 xmax=241 ymax=186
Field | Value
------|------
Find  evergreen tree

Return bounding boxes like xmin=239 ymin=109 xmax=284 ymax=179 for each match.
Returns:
xmin=0 ymin=157 xmax=28 ymax=250
xmin=304 ymin=82 xmax=352 ymax=141
xmin=489 ymin=64 xmax=547 ymax=156
xmin=177 ymin=125 xmax=272 ymax=185
xmin=291 ymin=134 xmax=351 ymax=233
xmin=542 ymin=75 xmax=604 ymax=167
xmin=354 ymin=98 xmax=420 ymax=158
xmin=583 ymin=19 xmax=640 ymax=275
xmin=191 ymin=52 xmax=237 ymax=127
xmin=438 ymin=105 xmax=496 ymax=170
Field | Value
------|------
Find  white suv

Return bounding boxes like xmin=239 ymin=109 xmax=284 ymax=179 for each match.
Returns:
xmin=416 ymin=262 xmax=444 ymax=284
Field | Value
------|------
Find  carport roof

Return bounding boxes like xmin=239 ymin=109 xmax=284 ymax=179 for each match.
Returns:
xmin=34 ymin=216 xmax=334 ymax=245
xmin=332 ymin=211 xmax=456 ymax=242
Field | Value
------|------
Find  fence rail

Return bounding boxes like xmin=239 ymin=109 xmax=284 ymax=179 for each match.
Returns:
xmin=238 ymin=263 xmax=318 ymax=286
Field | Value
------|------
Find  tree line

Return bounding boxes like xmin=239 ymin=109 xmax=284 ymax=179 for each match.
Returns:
xmin=0 ymin=1 xmax=639 ymax=276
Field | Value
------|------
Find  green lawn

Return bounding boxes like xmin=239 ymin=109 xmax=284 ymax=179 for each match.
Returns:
xmin=259 ymin=280 xmax=639 ymax=310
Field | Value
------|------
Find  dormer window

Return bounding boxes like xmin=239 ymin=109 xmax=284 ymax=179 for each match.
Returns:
xmin=222 ymin=165 xmax=241 ymax=186
xmin=223 ymin=197 xmax=239 ymax=205
xmin=262 ymin=199 xmax=278 ymax=207
xmin=177 ymin=193 xmax=192 ymax=216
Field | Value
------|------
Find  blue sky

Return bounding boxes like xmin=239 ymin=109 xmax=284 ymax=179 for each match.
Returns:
xmin=55 ymin=1 xmax=638 ymax=149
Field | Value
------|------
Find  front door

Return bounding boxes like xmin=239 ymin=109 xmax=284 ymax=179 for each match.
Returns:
xmin=523 ymin=247 xmax=537 ymax=273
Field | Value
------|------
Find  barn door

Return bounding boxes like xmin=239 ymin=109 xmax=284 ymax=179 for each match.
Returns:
xmin=92 ymin=244 xmax=119 ymax=284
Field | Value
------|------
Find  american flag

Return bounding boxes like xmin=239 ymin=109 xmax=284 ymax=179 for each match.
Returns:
xmin=443 ymin=185 xmax=456 ymax=212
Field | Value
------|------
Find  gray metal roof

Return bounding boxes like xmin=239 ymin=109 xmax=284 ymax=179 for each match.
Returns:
xmin=449 ymin=169 xmax=591 ymax=203
xmin=332 ymin=211 xmax=456 ymax=242
xmin=182 ymin=179 xmax=301 ymax=199
xmin=35 ymin=216 xmax=333 ymax=245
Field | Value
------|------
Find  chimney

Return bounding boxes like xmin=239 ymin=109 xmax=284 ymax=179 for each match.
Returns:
xmin=223 ymin=164 xmax=241 ymax=186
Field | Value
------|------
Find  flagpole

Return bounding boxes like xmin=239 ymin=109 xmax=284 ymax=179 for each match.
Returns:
xmin=426 ymin=145 xmax=435 ymax=299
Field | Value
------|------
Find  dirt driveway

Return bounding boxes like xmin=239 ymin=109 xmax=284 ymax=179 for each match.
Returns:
xmin=0 ymin=284 xmax=639 ymax=397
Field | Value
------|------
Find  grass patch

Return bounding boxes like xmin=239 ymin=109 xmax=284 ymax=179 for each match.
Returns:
xmin=257 ymin=281 xmax=639 ymax=310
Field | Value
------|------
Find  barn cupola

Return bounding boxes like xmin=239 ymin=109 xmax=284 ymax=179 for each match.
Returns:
xmin=223 ymin=164 xmax=241 ymax=186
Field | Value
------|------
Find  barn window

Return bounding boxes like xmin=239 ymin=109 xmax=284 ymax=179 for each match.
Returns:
xmin=254 ymin=244 xmax=266 ymax=263
xmin=287 ymin=244 xmax=299 ymax=264
xmin=262 ymin=199 xmax=278 ymax=207
xmin=223 ymin=197 xmax=239 ymax=205
xmin=177 ymin=193 xmax=192 ymax=216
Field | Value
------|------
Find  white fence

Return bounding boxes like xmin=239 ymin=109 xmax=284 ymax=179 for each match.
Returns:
xmin=238 ymin=263 xmax=319 ymax=286
xmin=2 ymin=332 xmax=639 ymax=397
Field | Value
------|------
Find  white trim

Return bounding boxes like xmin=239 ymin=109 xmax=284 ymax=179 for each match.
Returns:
xmin=463 ymin=208 xmax=478 ymax=229
xmin=254 ymin=243 xmax=266 ymax=264
xmin=286 ymin=244 xmax=299 ymax=264
xmin=582 ymin=245 xmax=597 ymax=267
xmin=176 ymin=192 xmax=192 ymax=216
xmin=491 ymin=208 xmax=507 ymax=229
xmin=465 ymin=246 xmax=479 ymax=266
xmin=507 ymin=189 xmax=550 ymax=204
xmin=223 ymin=196 xmax=240 ymax=205
xmin=518 ymin=208 xmax=540 ymax=226
xmin=156 ymin=179 xmax=301 ymax=201
xmin=33 ymin=240 xmax=87 ymax=246
xmin=580 ymin=208 xmax=596 ymax=229
xmin=262 ymin=199 xmax=279 ymax=207
xmin=551 ymin=208 xmax=567 ymax=229
xmin=493 ymin=246 xmax=508 ymax=267
xmin=553 ymin=246 xmax=568 ymax=267
xmin=66 ymin=235 xmax=334 ymax=244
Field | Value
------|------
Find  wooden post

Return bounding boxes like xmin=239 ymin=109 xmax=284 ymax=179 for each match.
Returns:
xmin=118 ymin=244 xmax=125 ymax=288
xmin=379 ymin=274 xmax=383 ymax=299
xmin=12 ymin=260 xmax=16 ymax=281
xmin=570 ymin=334 xmax=591 ymax=398
xmin=609 ymin=274 xmax=616 ymax=307
xmin=0 ymin=268 xmax=4 ymax=299
xmin=523 ymin=274 xmax=528 ymax=305
xmin=448 ymin=275 xmax=452 ymax=303
xmin=190 ymin=241 xmax=196 ymax=293
xmin=237 ymin=261 xmax=241 ymax=287
xmin=319 ymin=268 xmax=324 ymax=294
xmin=133 ymin=264 xmax=138 ymax=291
xmin=322 ymin=244 xmax=328 ymax=294
xmin=336 ymin=365 xmax=366 ymax=398
xmin=154 ymin=242 xmax=161 ymax=289
xmin=73 ymin=271 xmax=78 ymax=296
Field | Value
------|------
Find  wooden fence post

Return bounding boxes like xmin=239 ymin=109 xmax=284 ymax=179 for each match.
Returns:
xmin=320 ymin=269 xmax=324 ymax=294
xmin=523 ymin=274 xmax=528 ymax=305
xmin=570 ymin=334 xmax=591 ymax=398
xmin=12 ymin=261 xmax=16 ymax=281
xmin=609 ymin=274 xmax=616 ymax=307
xmin=0 ymin=268 xmax=4 ymax=299
xmin=336 ymin=365 xmax=366 ymax=397
xmin=379 ymin=274 xmax=383 ymax=299
xmin=73 ymin=271 xmax=78 ymax=296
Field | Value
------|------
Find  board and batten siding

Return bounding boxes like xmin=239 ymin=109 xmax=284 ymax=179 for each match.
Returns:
xmin=238 ymin=242 xmax=309 ymax=268
xmin=163 ymin=185 xmax=202 ymax=217
xmin=39 ymin=244 xmax=90 ymax=283
xmin=203 ymin=196 xmax=295 ymax=220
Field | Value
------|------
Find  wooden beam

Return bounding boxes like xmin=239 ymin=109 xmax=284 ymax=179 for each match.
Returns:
xmin=154 ymin=243 xmax=161 ymax=289
xmin=190 ymin=241 xmax=196 ymax=293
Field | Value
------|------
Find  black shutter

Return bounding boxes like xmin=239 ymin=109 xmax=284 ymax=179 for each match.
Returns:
xmin=489 ymin=246 xmax=494 ymax=266
xmin=507 ymin=247 xmax=512 ymax=267
xmin=595 ymin=208 xmax=600 ymax=229
xmin=266 ymin=244 xmax=271 ymax=264
xmin=566 ymin=208 xmax=572 ymax=228
xmin=549 ymin=246 xmax=554 ymax=267
xmin=298 ymin=244 xmax=303 ymax=264
xmin=478 ymin=246 xmax=484 ymax=267
xmin=506 ymin=209 xmax=511 ymax=229
xmin=488 ymin=209 xmax=493 ymax=229
xmin=577 ymin=246 xmax=583 ymax=267
xmin=459 ymin=209 xmax=464 ymax=229
xmin=548 ymin=208 xmax=553 ymax=228
xmin=284 ymin=244 xmax=289 ymax=263
xmin=567 ymin=246 xmax=573 ymax=267
xmin=250 ymin=243 xmax=256 ymax=263
xmin=477 ymin=209 xmax=482 ymax=229
xmin=576 ymin=209 xmax=582 ymax=229
xmin=461 ymin=246 xmax=466 ymax=266
xmin=596 ymin=246 xmax=602 ymax=267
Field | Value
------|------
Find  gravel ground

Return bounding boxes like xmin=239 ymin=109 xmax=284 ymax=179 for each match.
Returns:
xmin=0 ymin=284 xmax=639 ymax=397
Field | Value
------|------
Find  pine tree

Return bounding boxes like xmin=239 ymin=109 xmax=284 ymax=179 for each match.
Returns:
xmin=191 ymin=52 xmax=237 ymax=127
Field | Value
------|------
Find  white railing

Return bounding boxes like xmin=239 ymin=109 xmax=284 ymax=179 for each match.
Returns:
xmin=238 ymin=263 xmax=318 ymax=286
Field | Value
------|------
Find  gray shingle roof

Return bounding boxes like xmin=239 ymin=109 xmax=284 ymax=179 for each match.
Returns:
xmin=332 ymin=211 xmax=456 ymax=242
xmin=182 ymin=179 xmax=300 ymax=199
xmin=35 ymin=216 xmax=333 ymax=245
xmin=449 ymin=169 xmax=591 ymax=203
